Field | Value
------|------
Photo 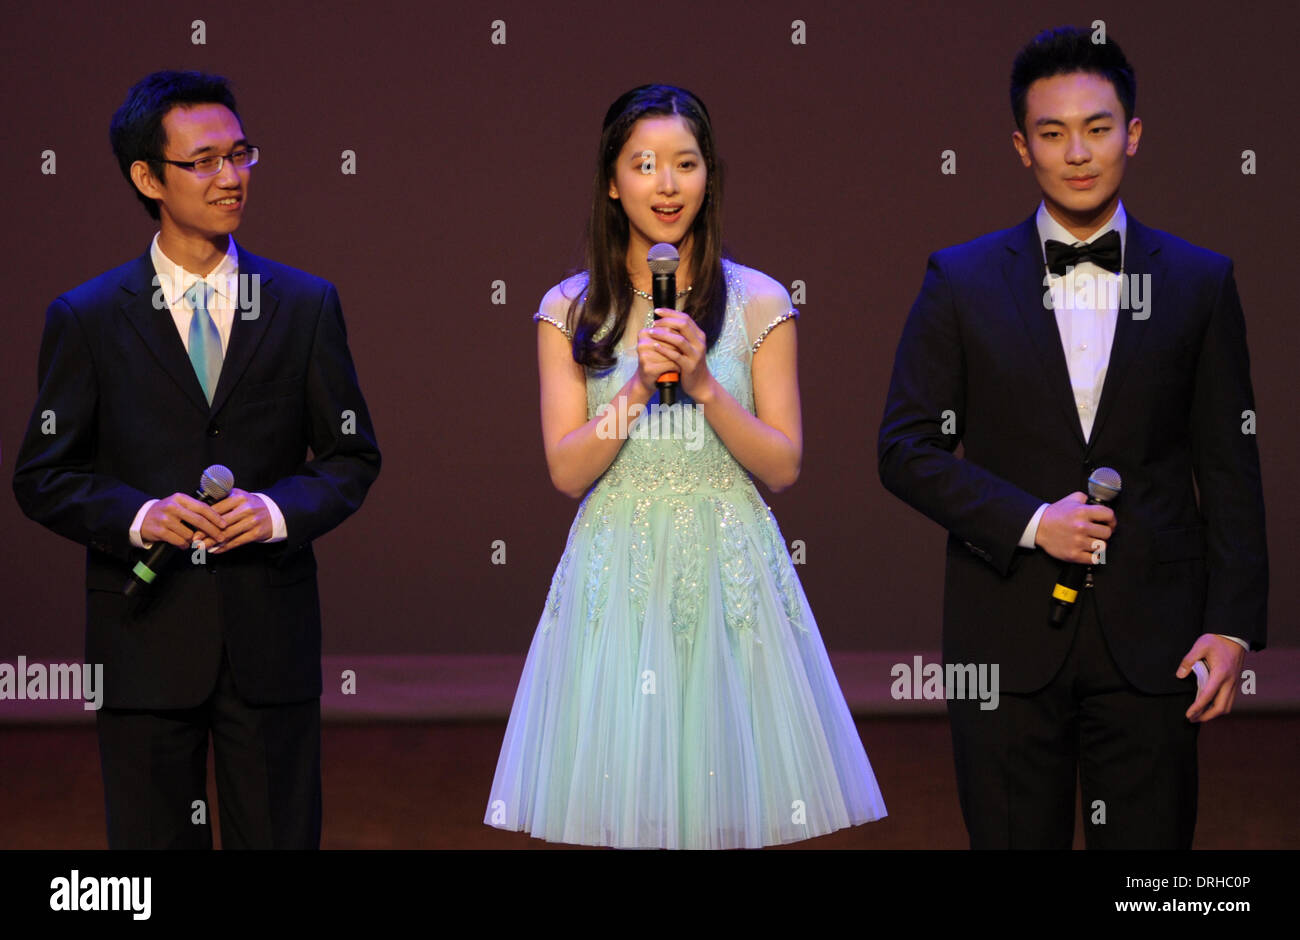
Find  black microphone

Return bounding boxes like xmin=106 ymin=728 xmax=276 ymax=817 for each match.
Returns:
xmin=124 ymin=464 xmax=234 ymax=599
xmin=647 ymin=242 xmax=680 ymax=406
xmin=1049 ymin=466 xmax=1121 ymax=625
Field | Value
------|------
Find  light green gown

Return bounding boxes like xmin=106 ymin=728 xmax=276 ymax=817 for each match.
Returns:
xmin=486 ymin=259 xmax=886 ymax=848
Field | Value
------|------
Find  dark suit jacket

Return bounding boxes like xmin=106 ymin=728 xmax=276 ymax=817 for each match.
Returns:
xmin=878 ymin=212 xmax=1267 ymax=694
xmin=12 ymin=245 xmax=381 ymax=709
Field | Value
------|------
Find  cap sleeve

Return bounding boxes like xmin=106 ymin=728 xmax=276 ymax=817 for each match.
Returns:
xmin=532 ymin=275 xmax=587 ymax=341
xmin=740 ymin=269 xmax=799 ymax=353
xmin=532 ymin=310 xmax=573 ymax=339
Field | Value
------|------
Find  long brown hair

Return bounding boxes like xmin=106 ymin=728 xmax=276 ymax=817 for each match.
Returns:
xmin=568 ymin=84 xmax=727 ymax=371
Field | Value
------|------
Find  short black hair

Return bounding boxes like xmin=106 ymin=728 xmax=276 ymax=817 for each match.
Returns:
xmin=109 ymin=71 xmax=241 ymax=220
xmin=1010 ymin=26 xmax=1136 ymax=134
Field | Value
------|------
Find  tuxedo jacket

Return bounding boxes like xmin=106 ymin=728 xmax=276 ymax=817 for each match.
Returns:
xmin=878 ymin=213 xmax=1268 ymax=694
xmin=12 ymin=245 xmax=381 ymax=709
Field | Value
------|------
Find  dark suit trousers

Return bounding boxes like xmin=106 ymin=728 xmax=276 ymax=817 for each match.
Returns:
xmin=96 ymin=645 xmax=321 ymax=849
xmin=946 ymin=585 xmax=1199 ymax=849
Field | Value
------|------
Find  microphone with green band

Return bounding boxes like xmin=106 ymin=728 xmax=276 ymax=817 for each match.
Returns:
xmin=123 ymin=464 xmax=234 ymax=599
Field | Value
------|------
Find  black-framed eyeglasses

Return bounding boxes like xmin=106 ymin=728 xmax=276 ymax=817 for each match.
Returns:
xmin=158 ymin=146 xmax=260 ymax=179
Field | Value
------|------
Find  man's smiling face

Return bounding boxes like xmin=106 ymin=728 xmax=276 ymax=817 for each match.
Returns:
xmin=133 ymin=103 xmax=250 ymax=246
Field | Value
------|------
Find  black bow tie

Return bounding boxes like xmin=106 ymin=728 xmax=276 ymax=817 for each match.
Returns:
xmin=1044 ymin=229 xmax=1122 ymax=276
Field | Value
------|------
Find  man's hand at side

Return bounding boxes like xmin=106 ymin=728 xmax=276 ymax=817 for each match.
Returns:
xmin=1178 ymin=635 xmax=1246 ymax=723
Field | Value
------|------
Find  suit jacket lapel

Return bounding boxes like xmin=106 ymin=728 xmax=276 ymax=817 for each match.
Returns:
xmin=118 ymin=253 xmax=211 ymax=416
xmin=1088 ymin=215 xmax=1161 ymax=452
xmin=208 ymin=247 xmax=279 ymax=416
xmin=1003 ymin=214 xmax=1088 ymax=450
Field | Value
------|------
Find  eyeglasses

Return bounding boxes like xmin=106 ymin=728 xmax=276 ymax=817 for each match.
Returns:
xmin=158 ymin=146 xmax=260 ymax=178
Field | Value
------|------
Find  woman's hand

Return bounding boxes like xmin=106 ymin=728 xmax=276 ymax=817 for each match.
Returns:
xmin=634 ymin=311 xmax=682 ymax=393
xmin=637 ymin=309 xmax=713 ymax=399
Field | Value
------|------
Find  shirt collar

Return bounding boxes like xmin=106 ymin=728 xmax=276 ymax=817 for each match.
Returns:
xmin=1035 ymin=199 xmax=1126 ymax=264
xmin=150 ymin=233 xmax=239 ymax=307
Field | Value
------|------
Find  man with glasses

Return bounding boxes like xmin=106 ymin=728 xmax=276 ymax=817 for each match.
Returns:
xmin=12 ymin=70 xmax=381 ymax=848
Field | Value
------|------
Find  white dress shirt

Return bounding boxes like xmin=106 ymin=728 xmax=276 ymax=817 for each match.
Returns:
xmin=128 ymin=234 xmax=287 ymax=549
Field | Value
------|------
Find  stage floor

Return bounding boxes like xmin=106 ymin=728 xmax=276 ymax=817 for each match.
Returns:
xmin=2 ymin=715 xmax=1295 ymax=849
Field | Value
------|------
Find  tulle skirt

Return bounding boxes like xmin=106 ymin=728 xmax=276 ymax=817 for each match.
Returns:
xmin=484 ymin=482 xmax=886 ymax=848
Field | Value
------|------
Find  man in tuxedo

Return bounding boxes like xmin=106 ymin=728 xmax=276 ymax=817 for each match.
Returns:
xmin=12 ymin=71 xmax=381 ymax=848
xmin=878 ymin=27 xmax=1267 ymax=848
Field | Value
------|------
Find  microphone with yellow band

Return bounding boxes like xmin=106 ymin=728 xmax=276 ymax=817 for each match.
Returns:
xmin=1049 ymin=467 xmax=1121 ymax=626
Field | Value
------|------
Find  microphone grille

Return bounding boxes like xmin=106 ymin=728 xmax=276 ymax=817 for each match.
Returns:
xmin=199 ymin=464 xmax=235 ymax=501
xmin=647 ymin=242 xmax=679 ymax=275
xmin=1087 ymin=466 xmax=1122 ymax=503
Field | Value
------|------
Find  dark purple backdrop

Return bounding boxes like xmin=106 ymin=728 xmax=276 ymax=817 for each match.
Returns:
xmin=1 ymin=1 xmax=1292 ymax=659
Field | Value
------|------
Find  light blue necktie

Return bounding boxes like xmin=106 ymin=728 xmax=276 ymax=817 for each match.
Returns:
xmin=185 ymin=281 xmax=223 ymax=404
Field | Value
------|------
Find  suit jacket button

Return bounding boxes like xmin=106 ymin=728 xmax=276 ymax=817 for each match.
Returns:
xmin=207 ymin=424 xmax=220 ymax=437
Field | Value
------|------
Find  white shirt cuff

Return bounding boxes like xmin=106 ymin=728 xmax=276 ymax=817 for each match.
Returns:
xmin=256 ymin=492 xmax=288 ymax=542
xmin=1019 ymin=503 xmax=1049 ymax=550
xmin=130 ymin=499 xmax=159 ymax=549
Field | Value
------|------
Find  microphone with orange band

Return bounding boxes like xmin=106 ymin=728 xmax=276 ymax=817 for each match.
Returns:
xmin=648 ymin=242 xmax=680 ymax=407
